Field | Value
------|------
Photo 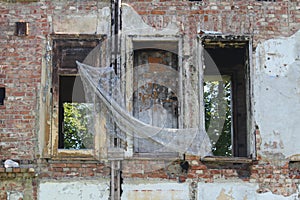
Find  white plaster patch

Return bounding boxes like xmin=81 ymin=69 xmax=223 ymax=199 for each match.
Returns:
xmin=122 ymin=180 xmax=189 ymax=200
xmin=257 ymin=192 xmax=299 ymax=200
xmin=197 ymin=182 xmax=258 ymax=200
xmin=254 ymin=29 xmax=300 ymax=159
xmin=7 ymin=191 xmax=23 ymax=200
xmin=53 ymin=15 xmax=98 ymax=34
xmin=53 ymin=7 xmax=110 ymax=35
xmin=256 ymin=31 xmax=300 ymax=77
xmin=38 ymin=179 xmax=109 ymax=200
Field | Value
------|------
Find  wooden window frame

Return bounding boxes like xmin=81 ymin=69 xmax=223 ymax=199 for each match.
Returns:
xmin=49 ymin=34 xmax=104 ymax=160
xmin=198 ymin=35 xmax=255 ymax=160
xmin=123 ymin=35 xmax=183 ymax=159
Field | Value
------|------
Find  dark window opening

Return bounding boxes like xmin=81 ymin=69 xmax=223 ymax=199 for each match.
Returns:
xmin=53 ymin=38 xmax=100 ymax=150
xmin=0 ymin=88 xmax=5 ymax=105
xmin=133 ymin=48 xmax=179 ymax=153
xmin=15 ymin=22 xmax=28 ymax=36
xmin=203 ymin=41 xmax=249 ymax=157
xmin=58 ymin=76 xmax=93 ymax=149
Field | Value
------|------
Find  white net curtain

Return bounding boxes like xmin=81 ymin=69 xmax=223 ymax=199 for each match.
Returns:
xmin=76 ymin=40 xmax=213 ymax=157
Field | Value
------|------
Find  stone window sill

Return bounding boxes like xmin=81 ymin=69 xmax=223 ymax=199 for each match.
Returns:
xmin=131 ymin=152 xmax=180 ymax=160
xmin=201 ymin=156 xmax=254 ymax=164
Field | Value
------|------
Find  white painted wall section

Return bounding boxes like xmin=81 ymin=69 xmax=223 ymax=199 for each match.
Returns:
xmin=38 ymin=179 xmax=110 ymax=200
xmin=198 ymin=182 xmax=258 ymax=200
xmin=198 ymin=182 xmax=299 ymax=200
xmin=254 ymin=30 xmax=300 ymax=160
xmin=121 ymin=180 xmax=190 ymax=200
xmin=53 ymin=7 xmax=110 ymax=34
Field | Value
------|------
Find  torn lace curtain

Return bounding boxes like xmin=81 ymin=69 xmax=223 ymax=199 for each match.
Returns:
xmin=76 ymin=44 xmax=213 ymax=156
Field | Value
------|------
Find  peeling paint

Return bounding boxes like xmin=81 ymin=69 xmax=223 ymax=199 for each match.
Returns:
xmin=121 ymin=180 xmax=189 ymax=200
xmin=198 ymin=182 xmax=299 ymax=200
xmin=38 ymin=179 xmax=110 ymax=200
xmin=216 ymin=188 xmax=235 ymax=200
xmin=255 ymin=29 xmax=300 ymax=161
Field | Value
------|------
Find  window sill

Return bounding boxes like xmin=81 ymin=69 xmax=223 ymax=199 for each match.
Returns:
xmin=201 ymin=156 xmax=254 ymax=164
xmin=52 ymin=149 xmax=96 ymax=160
xmin=131 ymin=152 xmax=180 ymax=160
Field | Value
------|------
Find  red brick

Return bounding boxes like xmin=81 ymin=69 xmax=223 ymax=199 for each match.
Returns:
xmin=12 ymin=168 xmax=21 ymax=173
xmin=150 ymin=10 xmax=166 ymax=15
xmin=66 ymin=163 xmax=81 ymax=168
xmin=51 ymin=163 xmax=67 ymax=168
xmin=191 ymin=165 xmax=207 ymax=170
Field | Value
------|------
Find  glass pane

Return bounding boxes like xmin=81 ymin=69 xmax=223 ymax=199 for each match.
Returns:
xmin=62 ymin=102 xmax=94 ymax=149
xmin=204 ymin=78 xmax=232 ymax=156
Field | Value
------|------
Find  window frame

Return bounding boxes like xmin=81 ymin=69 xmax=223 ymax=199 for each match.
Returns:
xmin=198 ymin=34 xmax=256 ymax=160
xmin=49 ymin=34 xmax=105 ymax=160
xmin=123 ymin=35 xmax=184 ymax=158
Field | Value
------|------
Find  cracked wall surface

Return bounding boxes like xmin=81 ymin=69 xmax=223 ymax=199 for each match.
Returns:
xmin=1 ymin=0 xmax=300 ymax=199
xmin=255 ymin=30 xmax=300 ymax=163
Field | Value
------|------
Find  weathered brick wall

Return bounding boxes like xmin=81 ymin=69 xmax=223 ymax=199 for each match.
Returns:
xmin=0 ymin=1 xmax=111 ymax=199
xmin=0 ymin=0 xmax=300 ymax=199
xmin=0 ymin=0 xmax=109 ymax=162
xmin=118 ymin=1 xmax=300 ymax=197
xmin=122 ymin=155 xmax=300 ymax=197
xmin=0 ymin=167 xmax=36 ymax=200
xmin=0 ymin=2 xmax=45 ymax=161
xmin=38 ymin=160 xmax=110 ymax=179
xmin=123 ymin=0 xmax=300 ymax=46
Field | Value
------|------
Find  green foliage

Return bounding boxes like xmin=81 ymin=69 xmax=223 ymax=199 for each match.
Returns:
xmin=63 ymin=103 xmax=94 ymax=149
xmin=204 ymin=79 xmax=232 ymax=156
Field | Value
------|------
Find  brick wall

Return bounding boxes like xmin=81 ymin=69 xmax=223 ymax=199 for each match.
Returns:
xmin=123 ymin=0 xmax=300 ymax=46
xmin=0 ymin=0 xmax=300 ymax=199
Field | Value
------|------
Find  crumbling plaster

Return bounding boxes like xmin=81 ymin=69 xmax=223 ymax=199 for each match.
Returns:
xmin=198 ymin=182 xmax=299 ymax=200
xmin=38 ymin=179 xmax=110 ymax=200
xmin=53 ymin=6 xmax=110 ymax=34
xmin=255 ymin=30 xmax=300 ymax=163
xmin=49 ymin=3 xmax=300 ymax=162
xmin=121 ymin=180 xmax=190 ymax=200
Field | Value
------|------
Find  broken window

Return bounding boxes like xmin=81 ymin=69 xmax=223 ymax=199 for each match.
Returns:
xmin=52 ymin=36 xmax=101 ymax=150
xmin=132 ymin=46 xmax=180 ymax=154
xmin=202 ymin=36 xmax=250 ymax=157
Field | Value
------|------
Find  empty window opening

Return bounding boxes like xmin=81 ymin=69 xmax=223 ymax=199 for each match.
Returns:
xmin=0 ymin=88 xmax=5 ymax=105
xmin=203 ymin=40 xmax=249 ymax=157
xmin=204 ymin=75 xmax=232 ymax=156
xmin=52 ymin=38 xmax=100 ymax=150
xmin=133 ymin=48 xmax=179 ymax=153
xmin=58 ymin=76 xmax=93 ymax=149
xmin=15 ymin=22 xmax=28 ymax=36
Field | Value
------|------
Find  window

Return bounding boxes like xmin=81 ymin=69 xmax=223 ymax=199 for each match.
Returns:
xmin=124 ymin=37 xmax=183 ymax=157
xmin=201 ymin=35 xmax=252 ymax=157
xmin=133 ymin=48 xmax=179 ymax=153
xmin=51 ymin=35 xmax=102 ymax=157
xmin=0 ymin=88 xmax=5 ymax=105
